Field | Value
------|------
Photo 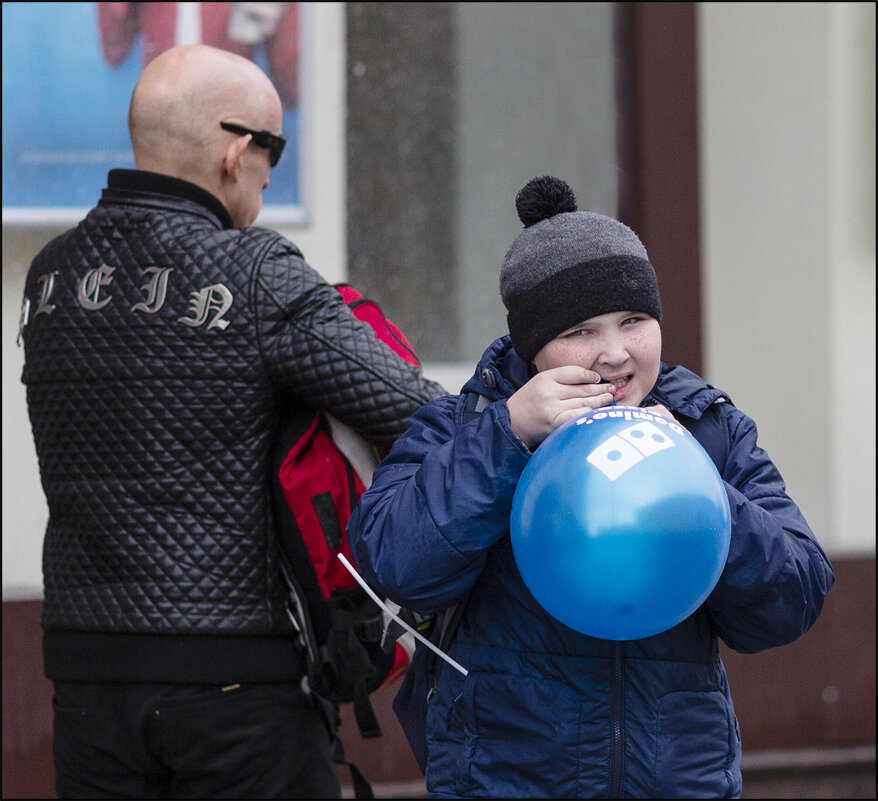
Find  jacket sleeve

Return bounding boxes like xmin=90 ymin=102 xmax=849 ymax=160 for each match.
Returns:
xmin=253 ymin=238 xmax=446 ymax=450
xmin=706 ymin=406 xmax=835 ymax=653
xmin=347 ymin=396 xmax=532 ymax=614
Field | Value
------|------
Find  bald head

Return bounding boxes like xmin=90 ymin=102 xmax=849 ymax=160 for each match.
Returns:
xmin=128 ymin=45 xmax=282 ymax=188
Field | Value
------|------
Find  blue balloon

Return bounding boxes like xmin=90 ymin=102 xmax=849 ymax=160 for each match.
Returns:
xmin=510 ymin=406 xmax=731 ymax=640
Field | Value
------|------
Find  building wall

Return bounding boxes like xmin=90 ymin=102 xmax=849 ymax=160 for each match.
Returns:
xmin=698 ymin=1 xmax=876 ymax=555
xmin=4 ymin=557 xmax=873 ymax=798
xmin=2 ymin=2 xmax=874 ymax=797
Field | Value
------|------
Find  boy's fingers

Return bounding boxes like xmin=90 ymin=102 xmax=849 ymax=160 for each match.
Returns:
xmin=546 ymin=365 xmax=602 ymax=386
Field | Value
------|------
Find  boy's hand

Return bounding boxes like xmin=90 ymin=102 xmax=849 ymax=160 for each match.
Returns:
xmin=507 ymin=366 xmax=614 ymax=449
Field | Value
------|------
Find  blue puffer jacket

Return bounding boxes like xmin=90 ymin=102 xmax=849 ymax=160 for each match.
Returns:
xmin=349 ymin=336 xmax=834 ymax=799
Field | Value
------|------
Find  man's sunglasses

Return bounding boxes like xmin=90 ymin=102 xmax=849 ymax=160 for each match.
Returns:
xmin=220 ymin=121 xmax=288 ymax=167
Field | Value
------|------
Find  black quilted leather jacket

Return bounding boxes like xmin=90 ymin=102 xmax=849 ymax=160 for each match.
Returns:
xmin=21 ymin=170 xmax=445 ymax=683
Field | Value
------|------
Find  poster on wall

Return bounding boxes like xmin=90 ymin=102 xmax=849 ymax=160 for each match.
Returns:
xmin=2 ymin=2 xmax=303 ymax=226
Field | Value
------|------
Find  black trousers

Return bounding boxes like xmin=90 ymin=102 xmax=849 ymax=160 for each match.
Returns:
xmin=52 ymin=681 xmax=341 ymax=799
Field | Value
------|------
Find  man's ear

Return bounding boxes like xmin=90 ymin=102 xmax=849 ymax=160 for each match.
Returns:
xmin=222 ymin=135 xmax=251 ymax=182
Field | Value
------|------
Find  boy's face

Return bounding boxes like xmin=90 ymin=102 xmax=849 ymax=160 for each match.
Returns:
xmin=532 ymin=310 xmax=662 ymax=407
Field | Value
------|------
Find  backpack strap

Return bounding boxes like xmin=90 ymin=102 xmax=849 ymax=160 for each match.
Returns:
xmin=426 ymin=599 xmax=469 ymax=702
xmin=331 ymin=738 xmax=375 ymax=799
xmin=455 ymin=388 xmax=494 ymax=427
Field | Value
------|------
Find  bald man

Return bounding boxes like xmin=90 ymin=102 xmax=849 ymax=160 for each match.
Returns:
xmin=20 ymin=45 xmax=444 ymax=799
xmin=129 ymin=45 xmax=283 ymax=228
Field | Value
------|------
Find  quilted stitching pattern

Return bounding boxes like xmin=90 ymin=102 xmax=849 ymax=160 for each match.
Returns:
xmin=256 ymin=251 xmax=441 ymax=449
xmin=22 ymin=190 xmax=443 ymax=636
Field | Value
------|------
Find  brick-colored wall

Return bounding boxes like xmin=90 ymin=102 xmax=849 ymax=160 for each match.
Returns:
xmin=721 ymin=557 xmax=875 ymax=750
xmin=3 ymin=557 xmax=873 ymax=799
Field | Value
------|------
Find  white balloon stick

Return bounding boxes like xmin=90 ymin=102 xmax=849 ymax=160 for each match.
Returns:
xmin=337 ymin=553 xmax=469 ymax=677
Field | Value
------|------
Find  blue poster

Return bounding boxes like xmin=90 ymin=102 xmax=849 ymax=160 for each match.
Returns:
xmin=2 ymin=2 xmax=301 ymax=224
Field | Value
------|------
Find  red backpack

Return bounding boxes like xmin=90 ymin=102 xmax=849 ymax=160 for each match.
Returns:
xmin=270 ymin=284 xmax=421 ymax=793
xmin=276 ymin=284 xmax=419 ymax=601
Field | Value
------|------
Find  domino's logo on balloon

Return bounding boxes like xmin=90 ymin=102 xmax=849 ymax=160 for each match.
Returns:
xmin=510 ymin=406 xmax=731 ymax=641
xmin=583 ymin=415 xmax=677 ymax=480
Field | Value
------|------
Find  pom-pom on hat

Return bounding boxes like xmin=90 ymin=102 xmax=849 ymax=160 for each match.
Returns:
xmin=500 ymin=176 xmax=662 ymax=365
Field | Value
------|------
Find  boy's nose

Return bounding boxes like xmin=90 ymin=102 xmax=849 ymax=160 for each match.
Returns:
xmin=596 ymin=335 xmax=628 ymax=365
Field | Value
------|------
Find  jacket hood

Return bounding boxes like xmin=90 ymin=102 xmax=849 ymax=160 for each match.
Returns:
xmin=463 ymin=335 xmax=730 ymax=421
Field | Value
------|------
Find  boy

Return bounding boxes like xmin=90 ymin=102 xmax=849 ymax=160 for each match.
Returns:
xmin=347 ymin=176 xmax=834 ymax=798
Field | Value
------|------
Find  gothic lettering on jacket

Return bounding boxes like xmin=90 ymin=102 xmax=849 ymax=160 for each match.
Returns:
xmin=22 ymin=266 xmax=235 ymax=332
xmin=35 ymin=271 xmax=59 ymax=317
xmin=17 ymin=297 xmax=31 ymax=346
xmin=178 ymin=283 xmax=233 ymax=330
xmin=77 ymin=264 xmax=116 ymax=311
xmin=132 ymin=267 xmax=174 ymax=314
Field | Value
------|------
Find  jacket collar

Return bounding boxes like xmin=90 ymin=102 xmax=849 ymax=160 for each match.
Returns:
xmin=643 ymin=363 xmax=731 ymax=419
xmin=462 ymin=336 xmax=530 ymax=401
xmin=103 ymin=169 xmax=235 ymax=229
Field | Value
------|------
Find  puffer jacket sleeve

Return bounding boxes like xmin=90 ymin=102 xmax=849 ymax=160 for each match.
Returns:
xmin=348 ymin=395 xmax=532 ymax=614
xmin=251 ymin=237 xmax=445 ymax=449
xmin=706 ymin=405 xmax=834 ymax=653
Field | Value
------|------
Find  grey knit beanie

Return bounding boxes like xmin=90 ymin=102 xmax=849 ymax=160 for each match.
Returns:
xmin=500 ymin=176 xmax=662 ymax=365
